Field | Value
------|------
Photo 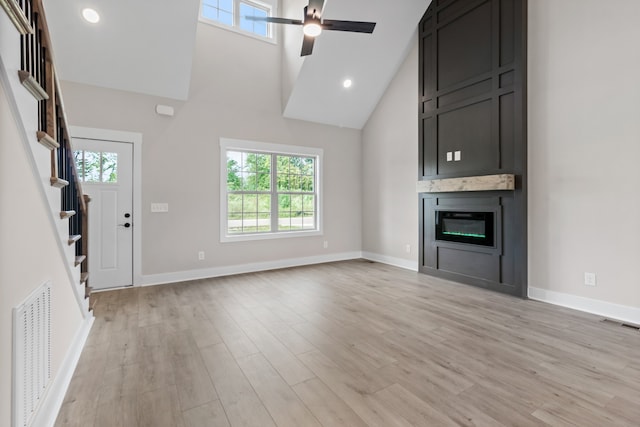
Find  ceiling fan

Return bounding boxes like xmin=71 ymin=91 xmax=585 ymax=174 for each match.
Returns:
xmin=246 ymin=0 xmax=376 ymax=56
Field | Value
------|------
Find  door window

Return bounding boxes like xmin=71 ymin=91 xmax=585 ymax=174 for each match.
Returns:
xmin=74 ymin=150 xmax=118 ymax=183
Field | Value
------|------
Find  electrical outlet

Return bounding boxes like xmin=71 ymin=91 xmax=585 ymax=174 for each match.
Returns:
xmin=323 ymin=241 xmax=328 ymax=249
xmin=198 ymin=251 xmax=205 ymax=261
xmin=584 ymin=272 xmax=596 ymax=286
xmin=405 ymin=244 xmax=411 ymax=254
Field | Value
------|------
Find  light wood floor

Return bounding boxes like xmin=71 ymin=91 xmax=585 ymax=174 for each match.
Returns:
xmin=55 ymin=260 xmax=640 ymax=427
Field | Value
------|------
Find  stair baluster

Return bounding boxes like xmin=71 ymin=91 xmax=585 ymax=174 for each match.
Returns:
xmin=11 ymin=0 xmax=92 ymax=309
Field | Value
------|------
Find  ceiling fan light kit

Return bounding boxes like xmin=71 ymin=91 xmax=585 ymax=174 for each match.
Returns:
xmin=245 ymin=0 xmax=376 ymax=56
xmin=303 ymin=22 xmax=322 ymax=37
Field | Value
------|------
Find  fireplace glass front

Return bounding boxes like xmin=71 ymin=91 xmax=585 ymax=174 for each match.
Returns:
xmin=435 ymin=211 xmax=494 ymax=247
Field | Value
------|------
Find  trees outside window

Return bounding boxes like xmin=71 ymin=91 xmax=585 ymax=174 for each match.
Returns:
xmin=220 ymin=139 xmax=322 ymax=241
xmin=73 ymin=150 xmax=118 ymax=183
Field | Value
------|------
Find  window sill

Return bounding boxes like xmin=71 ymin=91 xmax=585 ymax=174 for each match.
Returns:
xmin=198 ymin=17 xmax=278 ymax=45
xmin=221 ymin=229 xmax=322 ymax=243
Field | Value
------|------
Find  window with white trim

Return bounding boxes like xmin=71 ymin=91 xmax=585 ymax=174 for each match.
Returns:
xmin=220 ymin=139 xmax=322 ymax=241
xmin=201 ymin=0 xmax=273 ymax=39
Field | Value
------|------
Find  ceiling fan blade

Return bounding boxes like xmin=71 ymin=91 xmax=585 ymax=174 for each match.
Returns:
xmin=301 ymin=35 xmax=315 ymax=56
xmin=322 ymin=20 xmax=376 ymax=33
xmin=307 ymin=0 xmax=325 ymax=17
xmin=244 ymin=16 xmax=303 ymax=25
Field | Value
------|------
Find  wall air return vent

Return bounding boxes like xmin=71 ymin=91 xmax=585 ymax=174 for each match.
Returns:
xmin=12 ymin=281 xmax=52 ymax=427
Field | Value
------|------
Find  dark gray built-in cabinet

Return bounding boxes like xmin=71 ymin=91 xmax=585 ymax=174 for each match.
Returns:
xmin=418 ymin=0 xmax=527 ymax=297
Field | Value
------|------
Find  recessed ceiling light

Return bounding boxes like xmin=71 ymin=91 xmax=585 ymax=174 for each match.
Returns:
xmin=343 ymin=79 xmax=353 ymax=89
xmin=82 ymin=8 xmax=100 ymax=24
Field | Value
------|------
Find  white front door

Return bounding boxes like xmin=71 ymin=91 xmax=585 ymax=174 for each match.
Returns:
xmin=73 ymin=138 xmax=133 ymax=289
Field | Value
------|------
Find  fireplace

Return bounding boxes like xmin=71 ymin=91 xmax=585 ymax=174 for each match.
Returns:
xmin=435 ymin=210 xmax=494 ymax=247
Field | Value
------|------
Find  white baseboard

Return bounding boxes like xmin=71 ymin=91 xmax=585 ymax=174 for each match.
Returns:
xmin=361 ymin=251 xmax=419 ymax=271
xmin=528 ymin=287 xmax=640 ymax=325
xmin=141 ymin=251 xmax=363 ymax=287
xmin=31 ymin=314 xmax=94 ymax=427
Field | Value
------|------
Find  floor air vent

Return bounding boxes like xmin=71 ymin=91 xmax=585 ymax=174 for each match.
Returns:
xmin=12 ymin=281 xmax=52 ymax=427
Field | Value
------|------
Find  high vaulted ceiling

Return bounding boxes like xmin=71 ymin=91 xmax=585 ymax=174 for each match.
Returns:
xmin=46 ymin=0 xmax=201 ymax=100
xmin=45 ymin=0 xmax=429 ymax=129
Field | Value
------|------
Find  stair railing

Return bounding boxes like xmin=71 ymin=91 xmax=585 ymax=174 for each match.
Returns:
xmin=3 ymin=0 xmax=92 ymax=305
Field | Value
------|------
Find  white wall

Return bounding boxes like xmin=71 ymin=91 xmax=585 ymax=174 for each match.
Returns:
xmin=361 ymin=36 xmax=419 ymax=269
xmin=61 ymin=22 xmax=362 ymax=278
xmin=528 ymin=0 xmax=640 ymax=312
xmin=0 ymin=73 xmax=83 ymax=427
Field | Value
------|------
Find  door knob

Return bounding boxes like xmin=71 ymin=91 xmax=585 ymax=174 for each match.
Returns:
xmin=118 ymin=223 xmax=131 ymax=228
xmin=124 ymin=213 xmax=131 ymax=218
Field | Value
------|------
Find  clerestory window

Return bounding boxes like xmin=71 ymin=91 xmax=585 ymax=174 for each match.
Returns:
xmin=200 ymin=0 xmax=274 ymax=39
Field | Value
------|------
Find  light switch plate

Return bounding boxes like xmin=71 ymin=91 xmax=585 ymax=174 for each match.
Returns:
xmin=151 ymin=203 xmax=169 ymax=213
xmin=454 ymin=151 xmax=461 ymax=161
xmin=446 ymin=152 xmax=453 ymax=162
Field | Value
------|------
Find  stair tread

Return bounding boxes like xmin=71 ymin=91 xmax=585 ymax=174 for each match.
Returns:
xmin=18 ymin=70 xmax=49 ymax=101
xmin=60 ymin=210 xmax=76 ymax=219
xmin=80 ymin=272 xmax=89 ymax=283
xmin=51 ymin=177 xmax=70 ymax=188
xmin=75 ymin=255 xmax=86 ymax=266
xmin=37 ymin=131 xmax=60 ymax=150
xmin=1 ymin=0 xmax=33 ymax=35
xmin=68 ymin=235 xmax=81 ymax=245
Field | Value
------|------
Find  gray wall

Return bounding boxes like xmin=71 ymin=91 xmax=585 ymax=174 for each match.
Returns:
xmin=362 ymin=0 xmax=640 ymax=312
xmin=62 ymin=22 xmax=362 ymax=278
xmin=62 ymin=0 xmax=640 ymax=312
xmin=361 ymin=37 xmax=419 ymax=268
xmin=528 ymin=0 xmax=640 ymax=308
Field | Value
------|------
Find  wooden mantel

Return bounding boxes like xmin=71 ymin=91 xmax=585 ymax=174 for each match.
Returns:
xmin=416 ymin=174 xmax=515 ymax=193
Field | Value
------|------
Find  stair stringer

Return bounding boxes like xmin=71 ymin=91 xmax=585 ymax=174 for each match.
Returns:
xmin=0 ymin=42 xmax=89 ymax=315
